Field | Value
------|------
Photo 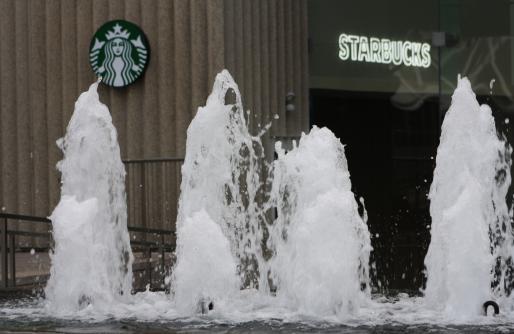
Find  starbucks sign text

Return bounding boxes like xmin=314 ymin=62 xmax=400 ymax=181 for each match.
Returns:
xmin=338 ymin=33 xmax=431 ymax=68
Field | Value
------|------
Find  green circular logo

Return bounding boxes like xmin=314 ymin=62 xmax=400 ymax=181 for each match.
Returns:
xmin=89 ymin=20 xmax=150 ymax=87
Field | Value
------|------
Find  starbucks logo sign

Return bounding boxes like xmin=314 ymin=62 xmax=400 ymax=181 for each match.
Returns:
xmin=89 ymin=20 xmax=150 ymax=87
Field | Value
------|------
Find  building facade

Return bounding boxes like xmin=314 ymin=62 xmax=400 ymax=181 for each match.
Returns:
xmin=0 ymin=0 xmax=309 ymax=232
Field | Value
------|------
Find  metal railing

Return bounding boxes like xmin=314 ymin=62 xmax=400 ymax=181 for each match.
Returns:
xmin=0 ymin=213 xmax=52 ymax=289
xmin=128 ymin=225 xmax=176 ymax=291
xmin=0 ymin=212 xmax=176 ymax=291
xmin=123 ymin=157 xmax=183 ymax=231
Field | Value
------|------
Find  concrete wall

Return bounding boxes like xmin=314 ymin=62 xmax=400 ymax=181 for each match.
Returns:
xmin=0 ymin=0 xmax=309 ymax=232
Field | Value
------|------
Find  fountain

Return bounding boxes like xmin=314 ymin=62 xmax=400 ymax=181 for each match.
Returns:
xmin=171 ymin=210 xmax=238 ymax=314
xmin=170 ymin=70 xmax=269 ymax=310
xmin=3 ymin=72 xmax=514 ymax=332
xmin=267 ymin=126 xmax=372 ymax=317
xmin=44 ymin=79 xmax=133 ymax=313
xmin=424 ymin=76 xmax=514 ymax=318
xmin=170 ymin=70 xmax=371 ymax=318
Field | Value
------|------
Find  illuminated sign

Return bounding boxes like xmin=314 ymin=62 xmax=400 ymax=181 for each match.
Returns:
xmin=338 ymin=33 xmax=431 ymax=68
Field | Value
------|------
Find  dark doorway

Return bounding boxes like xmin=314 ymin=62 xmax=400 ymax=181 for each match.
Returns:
xmin=310 ymin=89 xmax=439 ymax=293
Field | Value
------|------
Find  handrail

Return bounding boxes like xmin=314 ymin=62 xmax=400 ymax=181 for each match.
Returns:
xmin=0 ymin=212 xmax=176 ymax=291
xmin=7 ymin=231 xmax=51 ymax=238
xmin=122 ymin=157 xmax=184 ymax=164
xmin=128 ymin=226 xmax=175 ymax=235
xmin=0 ymin=213 xmax=175 ymax=235
xmin=0 ymin=213 xmax=51 ymax=223
xmin=131 ymin=240 xmax=174 ymax=248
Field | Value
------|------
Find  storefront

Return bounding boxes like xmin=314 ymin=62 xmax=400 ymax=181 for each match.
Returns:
xmin=309 ymin=0 xmax=514 ymax=291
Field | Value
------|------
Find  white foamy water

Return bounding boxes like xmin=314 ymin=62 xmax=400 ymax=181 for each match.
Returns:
xmin=44 ymin=80 xmax=133 ymax=314
xmin=172 ymin=71 xmax=371 ymax=318
xmin=267 ymin=126 xmax=372 ymax=318
xmin=4 ymin=72 xmax=514 ymax=328
xmin=172 ymin=210 xmax=238 ymax=314
xmin=172 ymin=70 xmax=269 ymax=295
xmin=424 ymin=76 xmax=514 ymax=318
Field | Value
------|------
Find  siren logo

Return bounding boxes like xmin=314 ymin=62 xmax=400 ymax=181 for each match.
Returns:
xmin=89 ymin=20 xmax=150 ymax=87
xmin=338 ymin=33 xmax=431 ymax=68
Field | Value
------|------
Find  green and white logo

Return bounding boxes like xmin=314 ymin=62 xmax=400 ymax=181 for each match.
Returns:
xmin=89 ymin=20 xmax=150 ymax=87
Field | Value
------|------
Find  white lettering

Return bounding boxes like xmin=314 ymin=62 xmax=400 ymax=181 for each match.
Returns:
xmin=358 ymin=36 xmax=370 ymax=62
xmin=421 ymin=43 xmax=431 ymax=68
xmin=381 ymin=39 xmax=391 ymax=64
xmin=412 ymin=42 xmax=422 ymax=67
xmin=338 ymin=34 xmax=350 ymax=60
xmin=348 ymin=35 xmax=360 ymax=61
xmin=337 ymin=33 xmax=431 ymax=68
xmin=403 ymin=41 xmax=412 ymax=66
xmin=391 ymin=41 xmax=402 ymax=66
xmin=370 ymin=37 xmax=381 ymax=63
